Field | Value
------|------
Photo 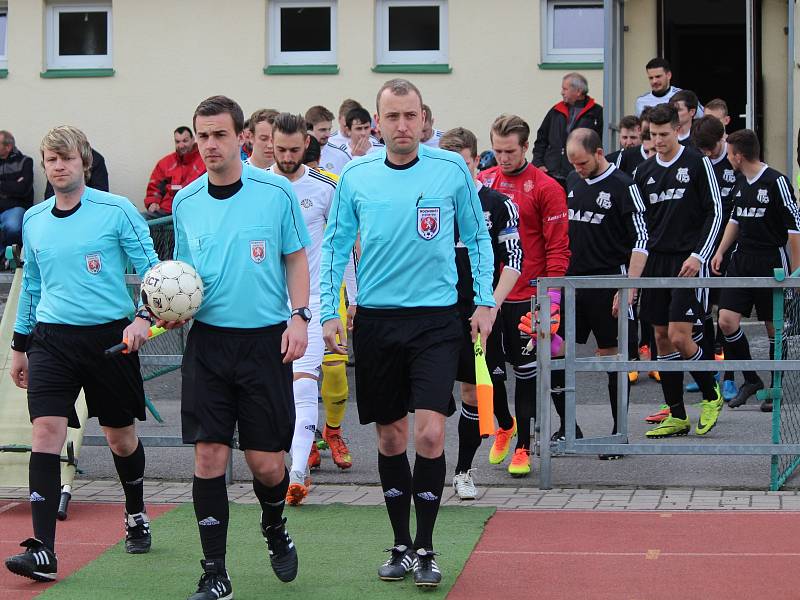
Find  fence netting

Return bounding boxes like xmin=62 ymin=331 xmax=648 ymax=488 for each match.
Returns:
xmin=773 ymin=289 xmax=800 ymax=489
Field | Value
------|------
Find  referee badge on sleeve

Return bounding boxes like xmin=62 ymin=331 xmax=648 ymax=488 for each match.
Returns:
xmin=85 ymin=253 xmax=102 ymax=274
xmin=250 ymin=240 xmax=266 ymax=263
xmin=417 ymin=207 xmax=440 ymax=240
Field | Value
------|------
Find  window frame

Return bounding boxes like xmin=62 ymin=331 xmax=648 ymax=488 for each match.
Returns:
xmin=45 ymin=3 xmax=113 ymax=70
xmin=0 ymin=3 xmax=8 ymax=70
xmin=267 ymin=0 xmax=337 ymax=67
xmin=541 ymin=0 xmax=604 ymax=64
xmin=375 ymin=0 xmax=448 ymax=66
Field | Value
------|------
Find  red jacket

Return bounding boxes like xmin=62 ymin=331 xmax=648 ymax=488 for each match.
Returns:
xmin=145 ymin=146 xmax=205 ymax=213
xmin=478 ymin=163 xmax=570 ymax=301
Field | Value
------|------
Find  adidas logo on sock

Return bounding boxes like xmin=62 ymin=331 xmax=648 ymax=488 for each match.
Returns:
xmin=383 ymin=488 xmax=403 ymax=498
xmin=492 ymin=367 xmax=505 ymax=375
xmin=198 ymin=516 xmax=221 ymax=526
xmin=29 ymin=492 xmax=45 ymax=502
xmin=416 ymin=491 xmax=439 ymax=501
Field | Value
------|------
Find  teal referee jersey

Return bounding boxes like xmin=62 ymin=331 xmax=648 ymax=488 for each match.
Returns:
xmin=320 ymin=144 xmax=495 ymax=323
xmin=173 ymin=163 xmax=311 ymax=328
xmin=15 ymin=187 xmax=159 ymax=336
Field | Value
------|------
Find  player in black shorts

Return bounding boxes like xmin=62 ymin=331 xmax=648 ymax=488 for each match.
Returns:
xmin=440 ymin=127 xmax=523 ymax=499
xmin=169 ymin=96 xmax=311 ymax=600
xmin=690 ymin=115 xmax=741 ymax=401
xmin=321 ymin=80 xmax=495 ymax=587
xmin=634 ymin=103 xmax=723 ymax=439
xmin=563 ymin=128 xmax=649 ymax=457
xmin=711 ymin=129 xmax=800 ymax=411
xmin=5 ymin=126 xmax=159 ymax=583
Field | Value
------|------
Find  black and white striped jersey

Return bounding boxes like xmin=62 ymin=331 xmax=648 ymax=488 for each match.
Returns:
xmin=565 ymin=164 xmax=648 ymax=276
xmin=633 ymin=145 xmax=722 ymax=261
xmin=729 ymin=164 xmax=800 ymax=253
xmin=455 ymin=182 xmax=523 ymax=305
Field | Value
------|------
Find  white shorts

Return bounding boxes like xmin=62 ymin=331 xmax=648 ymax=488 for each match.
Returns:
xmin=292 ymin=296 xmax=323 ymax=378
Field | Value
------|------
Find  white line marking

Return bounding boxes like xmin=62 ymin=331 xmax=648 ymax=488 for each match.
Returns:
xmin=474 ymin=550 xmax=800 ymax=558
xmin=0 ymin=502 xmax=20 ymax=514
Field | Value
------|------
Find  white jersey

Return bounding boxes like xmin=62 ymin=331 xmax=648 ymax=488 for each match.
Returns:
xmin=635 ymin=86 xmax=705 ymax=117
xmin=269 ymin=164 xmax=335 ymax=296
xmin=329 ymin=131 xmax=384 ymax=154
xmin=320 ymin=142 xmax=351 ymax=175
xmin=421 ymin=129 xmax=444 ymax=148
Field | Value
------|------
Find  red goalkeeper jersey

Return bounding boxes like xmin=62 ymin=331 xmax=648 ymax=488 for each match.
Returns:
xmin=478 ymin=162 xmax=570 ymax=301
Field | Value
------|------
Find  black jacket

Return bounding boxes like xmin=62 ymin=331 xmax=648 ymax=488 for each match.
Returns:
xmin=532 ymin=96 xmax=604 ymax=182
xmin=44 ymin=148 xmax=109 ymax=199
xmin=0 ymin=147 xmax=34 ymax=210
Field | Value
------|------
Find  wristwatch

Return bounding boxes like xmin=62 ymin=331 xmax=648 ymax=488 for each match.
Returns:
xmin=291 ymin=307 xmax=312 ymax=322
xmin=135 ymin=308 xmax=154 ymax=324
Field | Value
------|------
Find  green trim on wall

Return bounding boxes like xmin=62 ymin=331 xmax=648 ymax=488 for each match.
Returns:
xmin=371 ymin=64 xmax=452 ymax=74
xmin=40 ymin=68 xmax=115 ymax=78
xmin=0 ymin=69 xmax=7 ymax=79
xmin=264 ymin=65 xmax=339 ymax=75
xmin=538 ymin=62 xmax=603 ymax=70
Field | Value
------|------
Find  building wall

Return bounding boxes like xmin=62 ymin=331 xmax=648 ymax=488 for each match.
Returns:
xmin=622 ymin=0 xmax=658 ymax=117
xmin=2 ymin=0 xmax=603 ymax=208
xmin=761 ymin=0 xmax=788 ymax=170
xmin=793 ymin=0 xmax=799 ymax=181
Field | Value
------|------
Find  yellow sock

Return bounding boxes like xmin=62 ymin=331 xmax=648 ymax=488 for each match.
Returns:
xmin=321 ymin=362 xmax=348 ymax=428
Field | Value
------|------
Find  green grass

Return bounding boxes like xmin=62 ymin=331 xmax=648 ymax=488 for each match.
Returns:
xmin=39 ymin=503 xmax=494 ymax=599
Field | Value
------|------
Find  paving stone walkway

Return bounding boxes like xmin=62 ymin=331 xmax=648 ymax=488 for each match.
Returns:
xmin=4 ymin=480 xmax=800 ymax=510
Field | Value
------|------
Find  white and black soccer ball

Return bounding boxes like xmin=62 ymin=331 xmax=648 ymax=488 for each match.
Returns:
xmin=140 ymin=260 xmax=204 ymax=322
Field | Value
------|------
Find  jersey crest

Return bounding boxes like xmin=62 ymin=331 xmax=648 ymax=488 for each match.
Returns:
xmin=723 ymin=169 xmax=736 ymax=183
xmin=676 ymin=168 xmax=690 ymax=183
xmin=595 ymin=191 xmax=612 ymax=210
xmin=483 ymin=211 xmax=493 ymax=230
xmin=300 ymin=198 xmax=313 ymax=208
xmin=417 ymin=207 xmax=440 ymax=240
xmin=85 ymin=253 xmax=101 ymax=274
xmin=250 ymin=240 xmax=266 ymax=263
xmin=757 ymin=188 xmax=769 ymax=204
xmin=523 ymin=180 xmax=534 ymax=193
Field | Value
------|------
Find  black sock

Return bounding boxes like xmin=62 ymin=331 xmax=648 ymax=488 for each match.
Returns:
xmin=513 ymin=367 xmax=537 ymax=450
xmin=111 ymin=439 xmax=145 ymax=515
xmin=253 ymin=469 xmax=288 ymax=528
xmin=412 ymin=454 xmax=445 ymax=551
xmin=607 ymin=373 xmax=618 ymax=434
xmin=492 ymin=378 xmax=514 ymax=431
xmin=640 ymin=321 xmax=654 ymax=349
xmin=658 ymin=352 xmax=687 ymax=420
xmin=551 ymin=369 xmax=566 ymax=430
xmin=29 ymin=452 xmax=61 ymax=552
xmin=687 ymin=345 xmax=719 ymax=398
xmin=702 ymin=319 xmax=716 ymax=360
xmin=192 ymin=475 xmax=229 ymax=563
xmin=378 ymin=452 xmax=412 ymax=548
xmin=455 ymin=404 xmax=481 ymax=474
xmin=724 ymin=328 xmax=761 ymax=384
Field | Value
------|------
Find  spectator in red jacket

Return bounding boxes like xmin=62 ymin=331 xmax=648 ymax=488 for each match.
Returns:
xmin=144 ymin=126 xmax=205 ymax=217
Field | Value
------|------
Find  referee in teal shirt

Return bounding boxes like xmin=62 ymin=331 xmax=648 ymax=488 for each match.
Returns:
xmin=320 ymin=79 xmax=494 ymax=588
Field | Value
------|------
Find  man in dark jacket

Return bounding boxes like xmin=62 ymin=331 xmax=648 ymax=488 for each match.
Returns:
xmin=0 ymin=130 xmax=33 ymax=249
xmin=532 ymin=72 xmax=603 ymax=187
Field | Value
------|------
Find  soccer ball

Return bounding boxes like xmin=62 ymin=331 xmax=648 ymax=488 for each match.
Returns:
xmin=140 ymin=260 xmax=204 ymax=322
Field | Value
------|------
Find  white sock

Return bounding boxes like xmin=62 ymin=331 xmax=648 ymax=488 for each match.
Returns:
xmin=289 ymin=376 xmax=319 ymax=473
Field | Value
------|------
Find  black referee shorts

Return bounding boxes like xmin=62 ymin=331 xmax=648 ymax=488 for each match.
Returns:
xmin=719 ymin=248 xmax=787 ymax=322
xmin=181 ymin=321 xmax=294 ymax=452
xmin=640 ymin=252 xmax=705 ymax=327
xmin=352 ymin=306 xmax=462 ymax=425
xmin=27 ymin=319 xmax=145 ymax=429
xmin=455 ymin=302 xmax=506 ymax=384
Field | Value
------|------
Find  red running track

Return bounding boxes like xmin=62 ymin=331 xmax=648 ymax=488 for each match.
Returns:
xmin=450 ymin=510 xmax=800 ymax=600
xmin=0 ymin=500 xmax=174 ymax=599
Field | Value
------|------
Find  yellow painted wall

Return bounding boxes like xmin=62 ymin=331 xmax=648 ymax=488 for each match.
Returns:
xmin=761 ymin=0 xmax=788 ymax=171
xmin=2 ymin=0 xmax=604 ymax=208
xmin=622 ymin=0 xmax=658 ymax=117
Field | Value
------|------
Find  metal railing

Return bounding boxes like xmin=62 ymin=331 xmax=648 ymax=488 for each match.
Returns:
xmin=533 ymin=272 xmax=800 ymax=490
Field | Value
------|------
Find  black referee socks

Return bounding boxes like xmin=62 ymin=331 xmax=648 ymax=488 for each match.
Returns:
xmin=455 ymin=404 xmax=481 ymax=474
xmin=253 ymin=469 xmax=289 ymax=528
xmin=29 ymin=451 xmax=61 ymax=552
xmin=111 ymin=439 xmax=145 ymax=515
xmin=193 ymin=475 xmax=229 ymax=563
xmin=378 ymin=452 xmax=413 ymax=548
xmin=413 ymin=453 xmax=446 ymax=551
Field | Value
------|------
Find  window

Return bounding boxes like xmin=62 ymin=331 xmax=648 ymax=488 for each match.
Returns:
xmin=268 ymin=1 xmax=336 ymax=66
xmin=46 ymin=3 xmax=112 ymax=69
xmin=542 ymin=0 xmax=603 ymax=63
xmin=0 ymin=4 xmax=7 ymax=70
xmin=376 ymin=0 xmax=448 ymax=65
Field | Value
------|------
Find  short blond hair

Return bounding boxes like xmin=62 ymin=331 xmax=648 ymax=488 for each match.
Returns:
xmin=40 ymin=125 xmax=93 ymax=180
xmin=490 ymin=114 xmax=530 ymax=146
